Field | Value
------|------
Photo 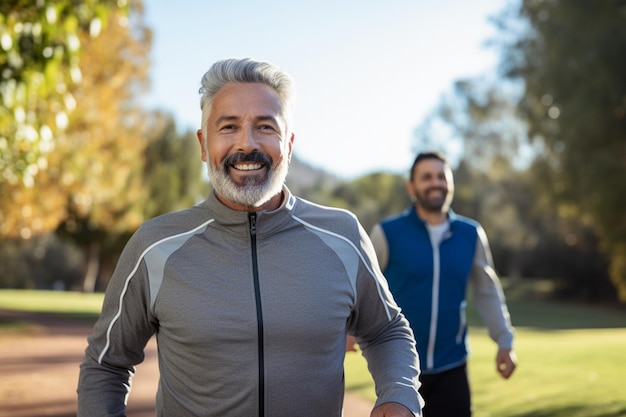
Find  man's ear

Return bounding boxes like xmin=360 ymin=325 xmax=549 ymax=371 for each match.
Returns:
xmin=196 ymin=129 xmax=207 ymax=162
xmin=286 ymin=132 xmax=295 ymax=162
xmin=405 ymin=181 xmax=416 ymax=202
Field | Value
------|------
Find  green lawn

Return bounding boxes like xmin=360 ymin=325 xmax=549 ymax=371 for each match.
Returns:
xmin=2 ymin=287 xmax=626 ymax=416
xmin=345 ymin=283 xmax=626 ymax=417
xmin=0 ymin=289 xmax=103 ymax=316
xmin=0 ymin=289 xmax=102 ymax=331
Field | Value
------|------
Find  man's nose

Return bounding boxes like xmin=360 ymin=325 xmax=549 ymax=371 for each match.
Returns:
xmin=234 ymin=125 xmax=260 ymax=152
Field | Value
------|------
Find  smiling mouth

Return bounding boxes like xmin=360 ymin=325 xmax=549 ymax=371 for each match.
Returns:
xmin=426 ymin=188 xmax=445 ymax=195
xmin=232 ymin=162 xmax=264 ymax=171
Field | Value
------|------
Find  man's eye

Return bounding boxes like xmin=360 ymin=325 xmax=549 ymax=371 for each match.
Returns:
xmin=259 ymin=125 xmax=275 ymax=131
xmin=220 ymin=125 xmax=235 ymax=131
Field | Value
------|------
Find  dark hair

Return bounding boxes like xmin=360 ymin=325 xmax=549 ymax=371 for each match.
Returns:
xmin=409 ymin=152 xmax=449 ymax=181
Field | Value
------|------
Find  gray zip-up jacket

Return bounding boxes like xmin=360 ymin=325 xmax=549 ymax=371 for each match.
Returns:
xmin=77 ymin=187 xmax=422 ymax=417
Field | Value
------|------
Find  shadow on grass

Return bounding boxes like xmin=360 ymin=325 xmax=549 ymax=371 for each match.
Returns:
xmin=467 ymin=280 xmax=626 ymax=331
xmin=0 ymin=398 xmax=157 ymax=417
xmin=508 ymin=403 xmax=626 ymax=417
xmin=0 ymin=309 xmax=99 ymax=336
xmin=502 ymin=297 xmax=626 ymax=330
xmin=345 ymin=381 xmax=373 ymax=391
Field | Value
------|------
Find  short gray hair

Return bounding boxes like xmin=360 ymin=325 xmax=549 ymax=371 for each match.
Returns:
xmin=198 ymin=58 xmax=296 ymax=133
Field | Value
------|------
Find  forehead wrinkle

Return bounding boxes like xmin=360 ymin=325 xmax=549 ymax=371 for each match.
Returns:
xmin=257 ymin=115 xmax=281 ymax=125
xmin=214 ymin=114 xmax=282 ymax=126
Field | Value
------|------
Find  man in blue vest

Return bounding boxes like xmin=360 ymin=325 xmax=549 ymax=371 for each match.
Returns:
xmin=368 ymin=151 xmax=517 ymax=416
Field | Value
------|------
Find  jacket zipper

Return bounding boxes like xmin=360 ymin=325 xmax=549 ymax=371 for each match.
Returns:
xmin=427 ymin=238 xmax=439 ymax=370
xmin=427 ymin=226 xmax=453 ymax=370
xmin=249 ymin=212 xmax=265 ymax=417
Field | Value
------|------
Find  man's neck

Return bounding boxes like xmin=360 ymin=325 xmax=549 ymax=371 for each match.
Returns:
xmin=415 ymin=205 xmax=447 ymax=225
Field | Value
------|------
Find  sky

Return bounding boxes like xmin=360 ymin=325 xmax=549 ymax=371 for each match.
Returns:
xmin=142 ymin=0 xmax=508 ymax=179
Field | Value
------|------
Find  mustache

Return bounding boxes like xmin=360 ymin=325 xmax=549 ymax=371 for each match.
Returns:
xmin=425 ymin=187 xmax=446 ymax=194
xmin=222 ymin=152 xmax=272 ymax=168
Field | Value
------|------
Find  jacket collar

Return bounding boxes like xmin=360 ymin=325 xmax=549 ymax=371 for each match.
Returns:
xmin=203 ymin=185 xmax=296 ymax=237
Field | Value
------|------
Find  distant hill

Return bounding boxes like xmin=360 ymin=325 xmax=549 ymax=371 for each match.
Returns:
xmin=285 ymin=155 xmax=341 ymax=195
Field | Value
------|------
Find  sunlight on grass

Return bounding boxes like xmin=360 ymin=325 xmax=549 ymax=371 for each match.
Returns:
xmin=2 ymin=289 xmax=626 ymax=416
xmin=0 ymin=290 xmax=104 ymax=314
xmin=469 ymin=327 xmax=626 ymax=417
xmin=344 ymin=284 xmax=626 ymax=417
xmin=344 ymin=326 xmax=626 ymax=417
xmin=344 ymin=350 xmax=375 ymax=399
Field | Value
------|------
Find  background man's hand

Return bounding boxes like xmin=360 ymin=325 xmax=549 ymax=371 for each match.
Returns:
xmin=496 ymin=347 xmax=517 ymax=379
xmin=370 ymin=402 xmax=415 ymax=417
xmin=346 ymin=335 xmax=358 ymax=352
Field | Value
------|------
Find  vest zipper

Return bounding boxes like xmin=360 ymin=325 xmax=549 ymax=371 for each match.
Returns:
xmin=249 ymin=212 xmax=265 ymax=417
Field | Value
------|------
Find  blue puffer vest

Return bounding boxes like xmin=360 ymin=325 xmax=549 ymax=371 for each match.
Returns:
xmin=380 ymin=208 xmax=480 ymax=374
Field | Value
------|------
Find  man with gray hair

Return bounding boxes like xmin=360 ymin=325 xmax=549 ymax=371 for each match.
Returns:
xmin=77 ymin=58 xmax=423 ymax=417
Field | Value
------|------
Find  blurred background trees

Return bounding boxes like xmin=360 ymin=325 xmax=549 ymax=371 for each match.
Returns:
xmin=54 ymin=1 xmax=151 ymax=292
xmin=413 ymin=0 xmax=625 ymax=302
xmin=0 ymin=0 xmax=206 ymax=291
xmin=502 ymin=0 xmax=626 ymax=301
xmin=1 ymin=0 xmax=625 ymax=304
xmin=1 ymin=0 xmax=131 ymax=238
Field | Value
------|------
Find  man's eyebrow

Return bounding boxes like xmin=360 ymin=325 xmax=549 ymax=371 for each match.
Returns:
xmin=214 ymin=115 xmax=279 ymax=125
xmin=214 ymin=115 xmax=238 ymax=125
xmin=256 ymin=115 xmax=280 ymax=124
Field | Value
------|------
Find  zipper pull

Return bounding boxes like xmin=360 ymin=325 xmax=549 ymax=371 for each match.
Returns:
xmin=249 ymin=212 xmax=257 ymax=236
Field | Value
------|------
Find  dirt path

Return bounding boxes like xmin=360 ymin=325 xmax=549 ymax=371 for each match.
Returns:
xmin=0 ymin=310 xmax=373 ymax=416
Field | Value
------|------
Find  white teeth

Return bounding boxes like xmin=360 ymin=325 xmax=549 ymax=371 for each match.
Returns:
xmin=234 ymin=163 xmax=263 ymax=171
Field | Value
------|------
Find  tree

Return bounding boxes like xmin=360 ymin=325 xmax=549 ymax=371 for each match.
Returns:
xmin=329 ymin=172 xmax=409 ymax=232
xmin=413 ymin=76 xmax=538 ymax=270
xmin=0 ymin=0 xmax=130 ymax=238
xmin=413 ymin=74 xmax=618 ymax=301
xmin=142 ymin=112 xmax=209 ymax=220
xmin=497 ymin=0 xmax=626 ymax=300
xmin=53 ymin=1 xmax=151 ymax=292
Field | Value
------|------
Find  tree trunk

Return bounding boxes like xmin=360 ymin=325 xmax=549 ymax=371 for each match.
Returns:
xmin=81 ymin=241 xmax=101 ymax=293
xmin=97 ymin=256 xmax=116 ymax=292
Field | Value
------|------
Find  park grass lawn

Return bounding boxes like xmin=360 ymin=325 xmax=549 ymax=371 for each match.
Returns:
xmin=345 ymin=328 xmax=626 ymax=417
xmin=0 ymin=289 xmax=103 ymax=314
xmin=344 ymin=284 xmax=626 ymax=417
xmin=0 ymin=289 xmax=103 ymax=333
xmin=2 ymin=287 xmax=626 ymax=416
xmin=468 ymin=327 xmax=625 ymax=417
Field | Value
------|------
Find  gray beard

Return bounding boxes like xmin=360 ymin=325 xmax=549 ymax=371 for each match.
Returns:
xmin=207 ymin=157 xmax=289 ymax=209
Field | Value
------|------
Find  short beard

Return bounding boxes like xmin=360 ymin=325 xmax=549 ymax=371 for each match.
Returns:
xmin=207 ymin=151 xmax=289 ymax=209
xmin=417 ymin=199 xmax=445 ymax=213
xmin=415 ymin=188 xmax=449 ymax=213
